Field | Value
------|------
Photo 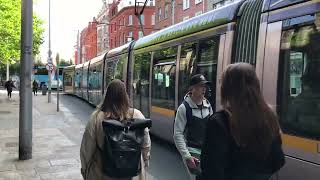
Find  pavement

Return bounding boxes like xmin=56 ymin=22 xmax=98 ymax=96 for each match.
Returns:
xmin=0 ymin=89 xmax=156 ymax=180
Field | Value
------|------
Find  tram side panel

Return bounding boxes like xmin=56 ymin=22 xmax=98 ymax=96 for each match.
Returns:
xmin=257 ymin=8 xmax=320 ymax=180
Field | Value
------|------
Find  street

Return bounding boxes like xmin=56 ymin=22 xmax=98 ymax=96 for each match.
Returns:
xmin=58 ymin=94 xmax=189 ymax=180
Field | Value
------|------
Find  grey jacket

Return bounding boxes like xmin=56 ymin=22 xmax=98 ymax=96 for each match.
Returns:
xmin=173 ymin=95 xmax=213 ymax=160
xmin=80 ymin=109 xmax=151 ymax=180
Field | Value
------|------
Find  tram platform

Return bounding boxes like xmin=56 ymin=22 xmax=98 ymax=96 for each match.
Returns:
xmin=0 ymin=90 xmax=155 ymax=180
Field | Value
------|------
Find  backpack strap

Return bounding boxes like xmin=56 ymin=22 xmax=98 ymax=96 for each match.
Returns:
xmin=182 ymin=100 xmax=192 ymax=125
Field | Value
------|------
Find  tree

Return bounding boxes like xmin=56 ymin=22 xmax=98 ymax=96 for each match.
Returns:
xmin=0 ymin=0 xmax=45 ymax=64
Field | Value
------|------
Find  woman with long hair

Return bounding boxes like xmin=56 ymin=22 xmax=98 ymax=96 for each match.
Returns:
xmin=200 ymin=63 xmax=285 ymax=180
xmin=80 ymin=79 xmax=151 ymax=180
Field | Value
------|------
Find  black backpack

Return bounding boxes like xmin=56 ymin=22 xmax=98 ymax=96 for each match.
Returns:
xmin=101 ymin=118 xmax=152 ymax=178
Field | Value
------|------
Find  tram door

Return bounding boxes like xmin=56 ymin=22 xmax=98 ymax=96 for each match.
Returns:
xmin=150 ymin=47 xmax=178 ymax=142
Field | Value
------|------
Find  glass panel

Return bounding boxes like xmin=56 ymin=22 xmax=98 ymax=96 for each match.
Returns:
xmin=115 ymin=54 xmax=127 ymax=81
xmin=105 ymin=60 xmax=117 ymax=88
xmin=278 ymin=13 xmax=320 ymax=140
xmin=178 ymin=42 xmax=197 ymax=103
xmin=89 ymin=63 xmax=103 ymax=105
xmin=152 ymin=47 xmax=178 ymax=110
xmin=133 ymin=52 xmax=151 ymax=117
xmin=195 ymin=36 xmax=220 ymax=108
xmin=63 ymin=72 xmax=72 ymax=86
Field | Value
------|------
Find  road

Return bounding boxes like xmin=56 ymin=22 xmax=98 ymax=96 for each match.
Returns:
xmin=58 ymin=94 xmax=189 ymax=180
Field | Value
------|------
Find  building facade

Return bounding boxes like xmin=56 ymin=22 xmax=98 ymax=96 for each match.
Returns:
xmin=96 ymin=0 xmax=110 ymax=56
xmin=108 ymin=0 xmax=155 ymax=49
xmin=155 ymin=0 xmax=207 ymax=30
xmin=80 ymin=18 xmax=98 ymax=63
xmin=207 ymin=0 xmax=237 ymax=11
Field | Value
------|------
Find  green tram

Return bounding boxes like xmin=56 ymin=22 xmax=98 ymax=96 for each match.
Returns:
xmin=63 ymin=0 xmax=320 ymax=178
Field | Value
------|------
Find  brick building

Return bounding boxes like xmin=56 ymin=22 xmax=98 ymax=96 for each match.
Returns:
xmin=80 ymin=18 xmax=98 ymax=63
xmin=108 ymin=0 xmax=156 ymax=49
xmin=155 ymin=0 xmax=207 ymax=30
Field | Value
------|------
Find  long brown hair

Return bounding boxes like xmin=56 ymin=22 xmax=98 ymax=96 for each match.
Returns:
xmin=221 ymin=63 xmax=280 ymax=159
xmin=93 ymin=79 xmax=130 ymax=121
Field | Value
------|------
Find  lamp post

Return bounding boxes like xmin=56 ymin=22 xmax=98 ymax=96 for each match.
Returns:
xmin=19 ymin=0 xmax=33 ymax=160
xmin=47 ymin=0 xmax=52 ymax=103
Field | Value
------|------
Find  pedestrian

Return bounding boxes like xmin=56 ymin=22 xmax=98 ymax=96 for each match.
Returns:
xmin=80 ymin=79 xmax=151 ymax=180
xmin=173 ymin=74 xmax=213 ymax=180
xmin=200 ymin=63 xmax=285 ymax=180
xmin=32 ymin=80 xmax=38 ymax=96
xmin=4 ymin=78 xmax=15 ymax=99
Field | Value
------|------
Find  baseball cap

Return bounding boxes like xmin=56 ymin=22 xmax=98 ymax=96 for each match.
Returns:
xmin=190 ymin=74 xmax=211 ymax=87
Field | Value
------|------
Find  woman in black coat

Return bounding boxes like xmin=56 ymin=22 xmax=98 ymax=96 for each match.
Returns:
xmin=200 ymin=63 xmax=285 ymax=180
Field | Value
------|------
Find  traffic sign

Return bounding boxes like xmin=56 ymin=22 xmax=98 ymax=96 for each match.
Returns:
xmin=46 ymin=63 xmax=54 ymax=71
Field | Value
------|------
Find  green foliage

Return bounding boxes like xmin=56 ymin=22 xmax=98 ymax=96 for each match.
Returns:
xmin=0 ymin=0 xmax=45 ymax=64
xmin=59 ymin=59 xmax=73 ymax=66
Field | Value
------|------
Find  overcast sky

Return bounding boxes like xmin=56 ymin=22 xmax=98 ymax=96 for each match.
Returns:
xmin=34 ymin=0 xmax=103 ymax=63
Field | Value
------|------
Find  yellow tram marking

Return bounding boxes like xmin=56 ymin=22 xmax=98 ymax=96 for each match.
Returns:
xmin=282 ymin=134 xmax=319 ymax=153
xmin=151 ymin=106 xmax=175 ymax=117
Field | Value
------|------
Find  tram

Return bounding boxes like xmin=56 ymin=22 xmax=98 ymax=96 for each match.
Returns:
xmin=63 ymin=0 xmax=320 ymax=179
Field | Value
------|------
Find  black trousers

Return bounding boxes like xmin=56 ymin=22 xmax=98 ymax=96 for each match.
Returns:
xmin=7 ymin=91 xmax=12 ymax=98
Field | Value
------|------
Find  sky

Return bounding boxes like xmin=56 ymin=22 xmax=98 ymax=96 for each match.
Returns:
xmin=34 ymin=0 xmax=104 ymax=64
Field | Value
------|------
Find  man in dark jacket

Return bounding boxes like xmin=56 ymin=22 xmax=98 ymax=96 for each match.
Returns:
xmin=4 ymin=78 xmax=15 ymax=99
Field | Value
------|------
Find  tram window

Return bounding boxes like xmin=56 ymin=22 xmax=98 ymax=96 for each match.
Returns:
xmin=278 ymin=14 xmax=320 ymax=140
xmin=133 ymin=52 xmax=151 ymax=117
xmin=114 ymin=54 xmax=127 ymax=81
xmin=196 ymin=36 xmax=220 ymax=107
xmin=75 ymin=70 xmax=82 ymax=88
xmin=63 ymin=73 xmax=73 ymax=86
xmin=89 ymin=63 xmax=102 ymax=90
xmin=178 ymin=42 xmax=197 ymax=103
xmin=152 ymin=47 xmax=178 ymax=110
xmin=105 ymin=60 xmax=116 ymax=87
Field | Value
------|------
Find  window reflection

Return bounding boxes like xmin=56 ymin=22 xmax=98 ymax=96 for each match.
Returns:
xmin=133 ymin=53 xmax=151 ymax=117
xmin=152 ymin=47 xmax=177 ymax=110
xmin=279 ymin=14 xmax=320 ymax=140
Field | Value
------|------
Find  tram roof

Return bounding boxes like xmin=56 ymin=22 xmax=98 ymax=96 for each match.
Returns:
xmin=90 ymin=51 xmax=107 ymax=65
xmin=107 ymin=42 xmax=132 ymax=58
xmin=133 ymin=0 xmax=244 ymax=50
xmin=63 ymin=65 xmax=75 ymax=71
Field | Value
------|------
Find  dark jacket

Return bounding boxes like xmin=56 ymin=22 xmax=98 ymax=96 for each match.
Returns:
xmin=200 ymin=111 xmax=285 ymax=180
xmin=5 ymin=81 xmax=15 ymax=92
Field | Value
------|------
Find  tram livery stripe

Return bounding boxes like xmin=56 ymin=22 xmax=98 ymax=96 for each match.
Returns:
xmin=151 ymin=106 xmax=175 ymax=117
xmin=282 ymin=134 xmax=320 ymax=153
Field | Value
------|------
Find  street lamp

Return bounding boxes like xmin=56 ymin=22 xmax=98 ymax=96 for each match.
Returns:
xmin=47 ymin=0 xmax=52 ymax=103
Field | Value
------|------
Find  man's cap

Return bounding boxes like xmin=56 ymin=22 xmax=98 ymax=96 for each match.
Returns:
xmin=190 ymin=74 xmax=211 ymax=86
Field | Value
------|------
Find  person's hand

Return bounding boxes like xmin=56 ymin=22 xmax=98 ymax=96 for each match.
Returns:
xmin=186 ymin=156 xmax=199 ymax=169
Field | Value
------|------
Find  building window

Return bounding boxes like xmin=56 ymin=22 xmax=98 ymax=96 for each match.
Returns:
xmin=138 ymin=31 xmax=144 ymax=39
xmin=152 ymin=14 xmax=155 ymax=25
xmin=158 ymin=8 xmax=162 ymax=21
xmin=140 ymin=14 xmax=145 ymax=25
xmin=150 ymin=0 xmax=154 ymax=6
xmin=128 ymin=31 xmax=133 ymax=41
xmin=119 ymin=19 xmax=122 ymax=29
xmin=128 ymin=15 xmax=133 ymax=25
xmin=123 ymin=33 xmax=126 ymax=43
xmin=164 ymin=4 xmax=169 ymax=19
xmin=183 ymin=16 xmax=189 ymax=21
xmin=183 ymin=0 xmax=190 ymax=10
xmin=195 ymin=0 xmax=202 ymax=4
xmin=195 ymin=11 xmax=202 ymax=16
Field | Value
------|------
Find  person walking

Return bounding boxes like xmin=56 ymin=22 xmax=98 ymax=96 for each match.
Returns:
xmin=200 ymin=63 xmax=285 ymax=180
xmin=4 ymin=78 xmax=15 ymax=99
xmin=80 ymin=79 xmax=151 ymax=180
xmin=32 ymin=80 xmax=38 ymax=96
xmin=174 ymin=74 xmax=213 ymax=180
